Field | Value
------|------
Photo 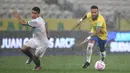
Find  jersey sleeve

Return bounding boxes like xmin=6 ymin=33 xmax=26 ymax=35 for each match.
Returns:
xmin=27 ymin=19 xmax=39 ymax=27
xmin=86 ymin=12 xmax=91 ymax=19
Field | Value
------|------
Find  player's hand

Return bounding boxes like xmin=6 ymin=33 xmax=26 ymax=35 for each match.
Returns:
xmin=13 ymin=11 xmax=20 ymax=18
xmin=78 ymin=36 xmax=91 ymax=46
xmin=87 ymin=36 xmax=91 ymax=40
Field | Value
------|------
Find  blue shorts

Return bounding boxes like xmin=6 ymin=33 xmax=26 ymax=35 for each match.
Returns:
xmin=90 ymin=36 xmax=106 ymax=52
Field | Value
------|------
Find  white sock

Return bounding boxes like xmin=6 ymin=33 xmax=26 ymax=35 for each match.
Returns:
xmin=86 ymin=43 xmax=94 ymax=63
xmin=100 ymin=51 xmax=106 ymax=61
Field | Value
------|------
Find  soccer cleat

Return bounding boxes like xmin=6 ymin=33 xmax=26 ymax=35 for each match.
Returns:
xmin=33 ymin=66 xmax=42 ymax=70
xmin=82 ymin=62 xmax=90 ymax=69
xmin=25 ymin=58 xmax=32 ymax=64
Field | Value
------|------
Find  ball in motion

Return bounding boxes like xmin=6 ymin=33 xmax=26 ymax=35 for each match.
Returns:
xmin=94 ymin=60 xmax=105 ymax=70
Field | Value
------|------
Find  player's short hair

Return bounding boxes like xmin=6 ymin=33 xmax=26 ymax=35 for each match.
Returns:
xmin=32 ymin=7 xmax=40 ymax=14
xmin=91 ymin=5 xmax=98 ymax=10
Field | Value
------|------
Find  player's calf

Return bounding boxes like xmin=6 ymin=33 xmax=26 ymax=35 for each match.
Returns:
xmin=20 ymin=46 xmax=33 ymax=59
xmin=32 ymin=56 xmax=41 ymax=70
xmin=100 ymin=51 xmax=106 ymax=61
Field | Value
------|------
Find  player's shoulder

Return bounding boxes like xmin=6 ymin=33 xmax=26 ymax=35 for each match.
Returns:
xmin=33 ymin=17 xmax=44 ymax=22
xmin=36 ymin=17 xmax=43 ymax=21
xmin=38 ymin=17 xmax=45 ymax=21
xmin=87 ymin=12 xmax=91 ymax=15
xmin=98 ymin=14 xmax=105 ymax=21
xmin=30 ymin=17 xmax=39 ymax=22
xmin=86 ymin=12 xmax=91 ymax=18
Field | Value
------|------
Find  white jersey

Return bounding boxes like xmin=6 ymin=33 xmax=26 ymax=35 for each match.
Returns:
xmin=27 ymin=17 xmax=49 ymax=46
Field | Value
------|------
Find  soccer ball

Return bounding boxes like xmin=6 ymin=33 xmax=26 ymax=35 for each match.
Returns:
xmin=94 ymin=60 xmax=105 ymax=70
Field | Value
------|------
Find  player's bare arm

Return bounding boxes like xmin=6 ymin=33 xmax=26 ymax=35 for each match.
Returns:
xmin=13 ymin=11 xmax=27 ymax=25
xmin=80 ymin=26 xmax=101 ymax=45
xmin=72 ymin=14 xmax=87 ymax=30
xmin=78 ymin=14 xmax=87 ymax=25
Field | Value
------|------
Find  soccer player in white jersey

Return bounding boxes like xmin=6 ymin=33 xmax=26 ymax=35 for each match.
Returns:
xmin=13 ymin=7 xmax=49 ymax=70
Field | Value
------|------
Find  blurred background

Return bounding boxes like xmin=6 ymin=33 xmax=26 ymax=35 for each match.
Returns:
xmin=1 ymin=0 xmax=130 ymax=55
xmin=0 ymin=0 xmax=130 ymax=73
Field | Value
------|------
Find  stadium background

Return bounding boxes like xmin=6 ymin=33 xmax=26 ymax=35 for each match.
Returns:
xmin=0 ymin=0 xmax=130 ymax=73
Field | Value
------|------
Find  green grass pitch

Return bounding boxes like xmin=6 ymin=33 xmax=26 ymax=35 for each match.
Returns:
xmin=0 ymin=54 xmax=130 ymax=73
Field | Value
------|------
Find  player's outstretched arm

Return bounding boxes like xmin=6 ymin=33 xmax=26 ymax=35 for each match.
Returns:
xmin=77 ymin=15 xmax=87 ymax=25
xmin=13 ymin=11 xmax=27 ymax=25
xmin=79 ymin=26 xmax=101 ymax=45
xmin=72 ymin=14 xmax=87 ymax=30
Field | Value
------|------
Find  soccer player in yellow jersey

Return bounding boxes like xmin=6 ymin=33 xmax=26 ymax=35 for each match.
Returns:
xmin=77 ymin=5 xmax=107 ymax=69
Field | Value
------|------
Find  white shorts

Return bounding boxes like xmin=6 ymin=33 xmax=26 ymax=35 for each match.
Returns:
xmin=24 ymin=38 xmax=48 ymax=57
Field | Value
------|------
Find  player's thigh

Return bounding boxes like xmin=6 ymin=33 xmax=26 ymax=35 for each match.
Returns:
xmin=23 ymin=38 xmax=37 ymax=49
xmin=35 ymin=45 xmax=48 ymax=57
xmin=89 ymin=36 xmax=99 ymax=44
xmin=98 ymin=39 xmax=106 ymax=52
xmin=21 ymin=45 xmax=31 ymax=51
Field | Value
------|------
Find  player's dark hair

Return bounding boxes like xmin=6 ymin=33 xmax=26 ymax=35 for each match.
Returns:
xmin=32 ymin=7 xmax=40 ymax=14
xmin=91 ymin=5 xmax=98 ymax=10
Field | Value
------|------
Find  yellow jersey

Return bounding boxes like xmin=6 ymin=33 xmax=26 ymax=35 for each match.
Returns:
xmin=86 ymin=12 xmax=107 ymax=40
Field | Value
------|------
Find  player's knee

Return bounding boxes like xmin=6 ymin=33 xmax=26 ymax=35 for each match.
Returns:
xmin=100 ymin=51 xmax=106 ymax=57
xmin=35 ymin=46 xmax=47 ymax=57
xmin=33 ymin=55 xmax=39 ymax=59
xmin=21 ymin=45 xmax=31 ymax=51
xmin=100 ymin=48 xmax=105 ymax=52
xmin=99 ymin=43 xmax=106 ymax=52
xmin=88 ymin=43 xmax=94 ymax=48
xmin=89 ymin=40 xmax=95 ymax=43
